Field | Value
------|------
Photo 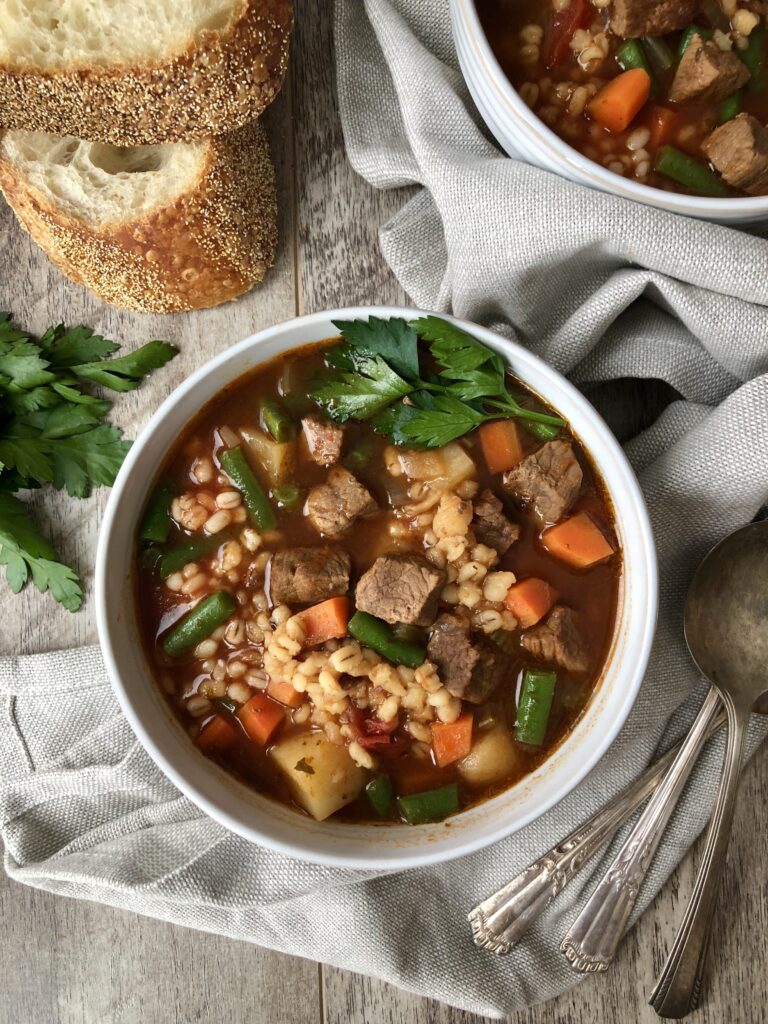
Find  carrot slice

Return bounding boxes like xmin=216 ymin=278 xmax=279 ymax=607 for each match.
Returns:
xmin=479 ymin=420 xmax=524 ymax=474
xmin=503 ymin=577 xmax=558 ymax=628
xmin=196 ymin=715 xmax=238 ymax=753
xmin=588 ymin=68 xmax=651 ymax=135
xmin=647 ymin=105 xmax=681 ymax=150
xmin=431 ymin=711 xmax=474 ymax=768
xmin=543 ymin=512 xmax=615 ymax=568
xmin=237 ymin=694 xmax=285 ymax=745
xmin=298 ymin=596 xmax=351 ymax=647
xmin=267 ymin=679 xmax=306 ymax=708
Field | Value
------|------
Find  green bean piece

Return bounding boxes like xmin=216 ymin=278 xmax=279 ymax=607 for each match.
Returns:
xmin=139 ymin=480 xmax=175 ymax=543
xmin=526 ymin=420 xmax=562 ymax=443
xmin=344 ymin=438 xmax=376 ymax=471
xmin=366 ymin=774 xmax=395 ymax=818
xmin=348 ymin=611 xmax=426 ymax=668
xmin=641 ymin=36 xmax=675 ymax=74
xmin=515 ymin=669 xmax=557 ymax=747
xmin=718 ymin=91 xmax=742 ymax=124
xmin=743 ymin=27 xmax=767 ymax=92
xmin=158 ymin=535 xmax=221 ymax=579
xmin=219 ymin=446 xmax=277 ymax=530
xmin=273 ymin=483 xmax=302 ymax=510
xmin=397 ymin=784 xmax=460 ymax=825
xmin=261 ymin=400 xmax=295 ymax=443
xmin=654 ymin=145 xmax=729 ymax=197
xmin=677 ymin=24 xmax=712 ymax=57
xmin=163 ymin=590 xmax=237 ymax=657
xmin=217 ymin=696 xmax=239 ymax=714
xmin=392 ymin=622 xmax=428 ymax=646
xmin=616 ymin=39 xmax=655 ymax=92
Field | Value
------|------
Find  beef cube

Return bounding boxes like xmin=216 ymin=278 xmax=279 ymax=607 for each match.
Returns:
xmin=427 ymin=613 xmax=508 ymax=704
xmin=355 ymin=554 xmax=446 ymax=627
xmin=669 ymin=35 xmax=750 ymax=105
xmin=521 ymin=606 xmax=590 ymax=674
xmin=472 ymin=489 xmax=520 ymax=554
xmin=702 ymin=113 xmax=768 ymax=196
xmin=305 ymin=467 xmax=377 ymax=537
xmin=502 ymin=440 xmax=582 ymax=524
xmin=610 ymin=0 xmax=697 ymax=38
xmin=267 ymin=547 xmax=351 ymax=605
xmin=302 ymin=415 xmax=345 ymax=466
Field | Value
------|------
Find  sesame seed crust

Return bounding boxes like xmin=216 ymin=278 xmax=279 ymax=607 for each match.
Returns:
xmin=0 ymin=0 xmax=293 ymax=145
xmin=0 ymin=120 xmax=279 ymax=312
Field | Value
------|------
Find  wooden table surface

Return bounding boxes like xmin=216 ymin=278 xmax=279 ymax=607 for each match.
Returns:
xmin=1 ymin=5 xmax=766 ymax=1022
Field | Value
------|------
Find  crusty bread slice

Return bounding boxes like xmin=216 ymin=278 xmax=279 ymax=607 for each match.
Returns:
xmin=0 ymin=123 xmax=278 ymax=313
xmin=0 ymin=0 xmax=293 ymax=145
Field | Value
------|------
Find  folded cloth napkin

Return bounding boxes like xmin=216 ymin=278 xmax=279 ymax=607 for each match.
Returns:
xmin=3 ymin=1 xmax=768 ymax=1017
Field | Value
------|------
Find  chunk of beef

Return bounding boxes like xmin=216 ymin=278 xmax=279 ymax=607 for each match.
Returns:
xmin=669 ymin=35 xmax=750 ymax=105
xmin=521 ymin=606 xmax=590 ymax=674
xmin=472 ymin=489 xmax=520 ymax=554
xmin=267 ymin=547 xmax=351 ymax=605
xmin=302 ymin=415 xmax=345 ymax=466
xmin=305 ymin=467 xmax=377 ymax=537
xmin=702 ymin=113 xmax=768 ymax=196
xmin=355 ymin=554 xmax=446 ymax=627
xmin=610 ymin=0 xmax=697 ymax=38
xmin=502 ymin=440 xmax=582 ymax=524
xmin=427 ymin=613 xmax=508 ymax=704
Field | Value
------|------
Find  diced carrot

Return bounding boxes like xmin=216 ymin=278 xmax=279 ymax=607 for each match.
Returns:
xmin=546 ymin=0 xmax=591 ymax=70
xmin=431 ymin=711 xmax=474 ymax=768
xmin=237 ymin=693 xmax=285 ymax=745
xmin=392 ymin=758 xmax=446 ymax=796
xmin=503 ymin=577 xmax=558 ymax=628
xmin=298 ymin=596 xmax=351 ymax=647
xmin=647 ymin=105 xmax=681 ymax=150
xmin=196 ymin=715 xmax=238 ymax=753
xmin=588 ymin=68 xmax=651 ymax=135
xmin=267 ymin=679 xmax=306 ymax=708
xmin=543 ymin=512 xmax=615 ymax=568
xmin=479 ymin=420 xmax=524 ymax=474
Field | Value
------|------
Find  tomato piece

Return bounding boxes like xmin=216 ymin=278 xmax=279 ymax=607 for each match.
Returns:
xmin=546 ymin=0 xmax=591 ymax=70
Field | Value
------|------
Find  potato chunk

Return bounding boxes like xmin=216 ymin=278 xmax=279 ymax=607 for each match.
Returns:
xmin=270 ymin=732 xmax=366 ymax=821
xmin=240 ymin=426 xmax=294 ymax=487
xmin=458 ymin=724 xmax=523 ymax=788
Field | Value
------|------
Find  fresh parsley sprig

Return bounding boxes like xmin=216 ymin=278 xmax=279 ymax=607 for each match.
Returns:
xmin=309 ymin=315 xmax=565 ymax=448
xmin=0 ymin=315 xmax=177 ymax=611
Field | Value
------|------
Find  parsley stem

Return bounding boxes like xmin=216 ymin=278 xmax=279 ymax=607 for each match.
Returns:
xmin=483 ymin=398 xmax=565 ymax=427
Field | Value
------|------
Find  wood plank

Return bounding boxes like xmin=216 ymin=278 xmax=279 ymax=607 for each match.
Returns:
xmin=0 ymin=872 xmax=320 ymax=1024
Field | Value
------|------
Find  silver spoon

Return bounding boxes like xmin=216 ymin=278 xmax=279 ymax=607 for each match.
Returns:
xmin=648 ymin=521 xmax=768 ymax=1018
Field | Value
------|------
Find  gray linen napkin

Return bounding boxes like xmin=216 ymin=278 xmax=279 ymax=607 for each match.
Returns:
xmin=3 ymin=1 xmax=768 ymax=1016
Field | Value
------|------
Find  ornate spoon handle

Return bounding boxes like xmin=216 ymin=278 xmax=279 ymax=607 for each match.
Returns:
xmin=561 ymin=686 xmax=722 ymax=974
xmin=468 ymin=706 xmax=724 ymax=955
xmin=649 ymin=697 xmax=750 ymax=1018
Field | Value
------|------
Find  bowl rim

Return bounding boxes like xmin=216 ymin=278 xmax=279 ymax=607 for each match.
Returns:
xmin=454 ymin=0 xmax=768 ymax=217
xmin=96 ymin=305 xmax=658 ymax=868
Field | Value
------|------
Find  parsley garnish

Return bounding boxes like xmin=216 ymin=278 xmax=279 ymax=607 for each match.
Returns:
xmin=294 ymin=758 xmax=315 ymax=775
xmin=0 ymin=316 xmax=177 ymax=610
xmin=308 ymin=315 xmax=565 ymax=448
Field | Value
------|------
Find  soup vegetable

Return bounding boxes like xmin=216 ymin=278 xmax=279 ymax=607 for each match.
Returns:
xmin=135 ymin=317 xmax=620 ymax=825
xmin=478 ymin=0 xmax=768 ymax=198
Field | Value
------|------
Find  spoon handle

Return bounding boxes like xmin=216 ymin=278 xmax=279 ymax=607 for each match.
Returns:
xmin=468 ymin=707 xmax=725 ymax=954
xmin=560 ymin=686 xmax=722 ymax=973
xmin=649 ymin=699 xmax=750 ymax=1019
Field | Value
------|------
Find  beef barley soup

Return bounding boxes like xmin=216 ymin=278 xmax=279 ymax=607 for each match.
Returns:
xmin=135 ymin=316 xmax=621 ymax=825
xmin=478 ymin=0 xmax=768 ymax=198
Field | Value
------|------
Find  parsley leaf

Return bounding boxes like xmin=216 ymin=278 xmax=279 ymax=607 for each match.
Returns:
xmin=71 ymin=340 xmax=179 ymax=392
xmin=311 ymin=354 xmax=413 ymax=422
xmin=332 ymin=317 xmax=420 ymax=380
xmin=0 ymin=493 xmax=82 ymax=611
xmin=0 ymin=315 xmax=177 ymax=610
xmin=40 ymin=323 xmax=120 ymax=367
xmin=393 ymin=394 xmax=488 ymax=448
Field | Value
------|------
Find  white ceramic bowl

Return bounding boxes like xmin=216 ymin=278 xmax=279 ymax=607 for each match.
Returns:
xmin=451 ymin=0 xmax=768 ymax=224
xmin=96 ymin=306 xmax=657 ymax=869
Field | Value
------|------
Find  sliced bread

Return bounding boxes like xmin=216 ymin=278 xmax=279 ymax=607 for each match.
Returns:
xmin=0 ymin=0 xmax=293 ymax=145
xmin=0 ymin=123 xmax=278 ymax=312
